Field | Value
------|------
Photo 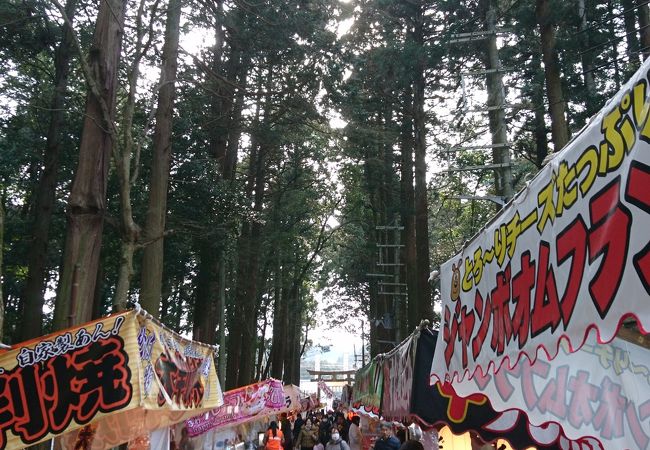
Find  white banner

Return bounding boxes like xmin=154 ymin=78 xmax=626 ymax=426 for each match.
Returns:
xmin=452 ymin=329 xmax=650 ymax=450
xmin=432 ymin=56 xmax=650 ymax=383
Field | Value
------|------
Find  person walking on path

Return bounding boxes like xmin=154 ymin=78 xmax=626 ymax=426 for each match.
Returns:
xmin=264 ymin=422 xmax=285 ymax=450
xmin=296 ymin=419 xmax=319 ymax=450
xmin=325 ymin=427 xmax=350 ymax=450
xmin=373 ymin=424 xmax=399 ymax=450
xmin=348 ymin=416 xmax=362 ymax=450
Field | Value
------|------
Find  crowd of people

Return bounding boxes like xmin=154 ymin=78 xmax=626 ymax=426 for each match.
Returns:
xmin=263 ymin=412 xmax=424 ymax=450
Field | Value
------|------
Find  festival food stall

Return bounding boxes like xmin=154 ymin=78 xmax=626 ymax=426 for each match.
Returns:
xmin=430 ymin=51 xmax=650 ymax=450
xmin=352 ymin=325 xmax=585 ymax=450
xmin=0 ymin=307 xmax=223 ymax=450
xmin=183 ymin=380 xmax=311 ymax=450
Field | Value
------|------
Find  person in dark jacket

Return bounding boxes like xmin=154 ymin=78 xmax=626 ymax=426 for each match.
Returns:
xmin=373 ymin=424 xmax=400 ymax=450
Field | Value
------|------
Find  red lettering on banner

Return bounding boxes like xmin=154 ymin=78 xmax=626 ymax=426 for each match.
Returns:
xmin=537 ymin=365 xmax=569 ymax=418
xmin=588 ymin=177 xmax=631 ymax=318
xmin=625 ymin=160 xmax=650 ymax=294
xmin=639 ymin=399 xmax=650 ymax=421
xmin=443 ymin=304 xmax=459 ymax=368
xmin=458 ymin=306 xmax=475 ymax=369
xmin=555 ymin=218 xmax=588 ymax=327
xmin=568 ymin=371 xmax=599 ymax=429
xmin=593 ymin=377 xmax=626 ymax=439
xmin=0 ymin=336 xmax=131 ymax=449
xmin=471 ymin=291 xmax=491 ymax=361
xmin=625 ymin=402 xmax=650 ymax=449
xmin=511 ymin=252 xmax=534 ymax=349
xmin=492 ymin=365 xmax=515 ymax=402
xmin=520 ymin=360 xmax=550 ymax=410
xmin=531 ymin=242 xmax=561 ymax=337
xmin=490 ymin=265 xmax=512 ymax=356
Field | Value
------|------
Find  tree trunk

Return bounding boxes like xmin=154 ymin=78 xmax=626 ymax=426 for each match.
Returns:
xmin=140 ymin=0 xmax=182 ymax=316
xmin=622 ymin=0 xmax=641 ymax=68
xmin=577 ymin=0 xmax=598 ymax=114
xmin=269 ymin=257 xmax=285 ymax=380
xmin=53 ymin=0 xmax=127 ymax=330
xmin=113 ymin=0 xmax=158 ymax=311
xmin=531 ymin=50 xmax=550 ymax=167
xmin=192 ymin=244 xmax=219 ymax=344
xmin=536 ymin=0 xmax=570 ymax=152
xmin=224 ymin=51 xmax=249 ymax=181
xmin=607 ymin=0 xmax=623 ymax=88
xmin=0 ymin=200 xmax=4 ymax=341
xmin=638 ymin=0 xmax=650 ymax=59
xmin=412 ymin=8 xmax=433 ymax=322
xmin=21 ymin=0 xmax=78 ymax=341
xmin=237 ymin=142 xmax=268 ymax=387
xmin=400 ymin=89 xmax=418 ymax=332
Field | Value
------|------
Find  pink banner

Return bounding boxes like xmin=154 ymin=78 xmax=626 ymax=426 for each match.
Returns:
xmin=185 ymin=379 xmax=285 ymax=437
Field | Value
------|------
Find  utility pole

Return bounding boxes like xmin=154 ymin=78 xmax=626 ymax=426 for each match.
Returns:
xmin=485 ymin=1 xmax=514 ymax=201
xmin=445 ymin=0 xmax=514 ymax=207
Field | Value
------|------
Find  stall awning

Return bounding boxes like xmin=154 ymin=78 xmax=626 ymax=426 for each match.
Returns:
xmin=0 ymin=309 xmax=223 ymax=450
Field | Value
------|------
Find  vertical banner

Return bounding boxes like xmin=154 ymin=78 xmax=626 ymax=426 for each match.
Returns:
xmin=0 ymin=311 xmax=140 ymax=450
xmin=352 ymin=361 xmax=383 ymax=415
xmin=61 ymin=310 xmax=224 ymax=450
xmin=136 ymin=313 xmax=222 ymax=411
xmin=433 ymin=55 xmax=650 ymax=384
xmin=381 ymin=334 xmax=416 ymax=421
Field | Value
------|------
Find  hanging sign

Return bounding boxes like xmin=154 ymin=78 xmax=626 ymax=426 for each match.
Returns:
xmin=0 ymin=312 xmax=138 ymax=450
xmin=57 ymin=310 xmax=223 ymax=450
xmin=318 ymin=380 xmax=334 ymax=399
xmin=453 ymin=329 xmax=650 ymax=450
xmin=433 ymin=56 xmax=650 ymax=384
xmin=352 ymin=360 xmax=383 ymax=415
xmin=381 ymin=334 xmax=416 ymax=421
xmin=185 ymin=380 xmax=301 ymax=437
xmin=413 ymin=329 xmax=594 ymax=450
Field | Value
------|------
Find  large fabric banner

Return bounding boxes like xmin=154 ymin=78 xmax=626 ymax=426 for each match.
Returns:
xmin=186 ymin=382 xmax=302 ymax=438
xmin=381 ymin=334 xmax=416 ymax=421
xmin=412 ymin=329 xmax=598 ymax=450
xmin=0 ymin=312 xmax=139 ymax=450
xmin=453 ymin=328 xmax=650 ymax=450
xmin=60 ymin=310 xmax=223 ymax=450
xmin=433 ymin=56 xmax=650 ymax=384
xmin=352 ymin=361 xmax=383 ymax=415
xmin=185 ymin=379 xmax=284 ymax=437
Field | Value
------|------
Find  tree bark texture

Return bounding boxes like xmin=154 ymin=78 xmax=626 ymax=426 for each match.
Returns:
xmin=0 ymin=201 xmax=4 ymax=341
xmin=236 ymin=143 xmax=267 ymax=387
xmin=140 ymin=0 xmax=182 ymax=315
xmin=53 ymin=0 xmax=127 ymax=330
xmin=399 ymin=92 xmax=418 ymax=332
xmin=412 ymin=10 xmax=433 ymax=322
xmin=531 ymin=50 xmax=550 ymax=167
xmin=22 ymin=0 xmax=78 ymax=341
xmin=536 ymin=0 xmax=570 ymax=152
xmin=192 ymin=245 xmax=219 ymax=344
xmin=269 ymin=257 xmax=285 ymax=380
xmin=577 ymin=0 xmax=597 ymax=114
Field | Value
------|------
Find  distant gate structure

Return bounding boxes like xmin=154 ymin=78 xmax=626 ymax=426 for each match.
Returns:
xmin=307 ymin=369 xmax=356 ymax=404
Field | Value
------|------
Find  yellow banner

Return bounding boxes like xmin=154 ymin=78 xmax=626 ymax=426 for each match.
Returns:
xmin=0 ymin=311 xmax=140 ymax=450
xmin=0 ymin=309 xmax=223 ymax=450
